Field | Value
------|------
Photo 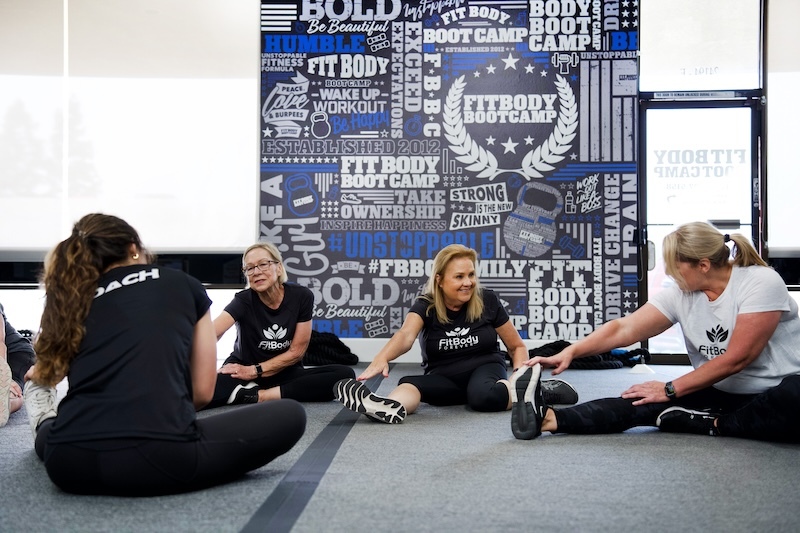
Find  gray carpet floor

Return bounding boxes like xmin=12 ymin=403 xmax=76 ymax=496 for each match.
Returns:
xmin=2 ymin=363 xmax=798 ymax=533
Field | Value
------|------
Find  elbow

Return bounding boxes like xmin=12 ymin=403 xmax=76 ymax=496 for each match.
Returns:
xmin=193 ymin=382 xmax=215 ymax=410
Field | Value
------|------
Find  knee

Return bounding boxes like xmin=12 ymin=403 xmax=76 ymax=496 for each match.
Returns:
xmin=277 ymin=399 xmax=307 ymax=443
xmin=337 ymin=366 xmax=356 ymax=380
xmin=468 ymin=392 xmax=507 ymax=412
xmin=770 ymin=375 xmax=800 ymax=402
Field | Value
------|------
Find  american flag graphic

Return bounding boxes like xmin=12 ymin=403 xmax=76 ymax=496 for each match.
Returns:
xmin=261 ymin=3 xmax=298 ymax=33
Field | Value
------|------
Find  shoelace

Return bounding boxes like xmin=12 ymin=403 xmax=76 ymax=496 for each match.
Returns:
xmin=27 ymin=387 xmax=55 ymax=411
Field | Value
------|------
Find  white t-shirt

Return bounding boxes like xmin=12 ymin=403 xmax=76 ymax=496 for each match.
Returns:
xmin=650 ymin=265 xmax=800 ymax=394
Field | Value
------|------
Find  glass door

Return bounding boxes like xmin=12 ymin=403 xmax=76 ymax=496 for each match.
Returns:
xmin=641 ymin=104 xmax=760 ymax=353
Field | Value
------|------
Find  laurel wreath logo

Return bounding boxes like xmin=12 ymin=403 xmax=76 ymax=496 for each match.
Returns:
xmin=443 ymin=74 xmax=578 ymax=181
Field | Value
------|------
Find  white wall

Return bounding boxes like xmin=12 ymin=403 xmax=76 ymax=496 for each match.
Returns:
xmin=0 ymin=0 xmax=261 ymax=258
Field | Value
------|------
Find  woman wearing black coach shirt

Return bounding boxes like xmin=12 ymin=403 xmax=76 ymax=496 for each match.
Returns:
xmin=24 ymin=213 xmax=305 ymax=496
xmin=334 ymin=244 xmax=578 ymax=423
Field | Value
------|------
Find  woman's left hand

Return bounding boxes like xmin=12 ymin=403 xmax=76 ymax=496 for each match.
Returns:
xmin=621 ymin=380 xmax=669 ymax=406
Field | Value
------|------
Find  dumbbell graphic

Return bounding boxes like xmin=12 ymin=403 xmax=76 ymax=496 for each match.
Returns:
xmin=558 ymin=235 xmax=586 ymax=259
xmin=551 ymin=52 xmax=579 ymax=74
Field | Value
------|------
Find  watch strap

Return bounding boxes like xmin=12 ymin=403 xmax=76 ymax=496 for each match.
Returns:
xmin=255 ymin=363 xmax=263 ymax=376
xmin=664 ymin=381 xmax=676 ymax=399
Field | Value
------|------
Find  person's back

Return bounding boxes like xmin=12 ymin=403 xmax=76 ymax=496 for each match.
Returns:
xmin=48 ymin=265 xmax=203 ymax=444
xmin=24 ymin=213 xmax=306 ymax=496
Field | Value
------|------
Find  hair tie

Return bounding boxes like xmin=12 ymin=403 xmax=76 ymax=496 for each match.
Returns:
xmin=723 ymin=234 xmax=731 ymax=243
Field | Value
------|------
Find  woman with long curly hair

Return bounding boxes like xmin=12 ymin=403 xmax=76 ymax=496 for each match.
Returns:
xmin=24 ymin=213 xmax=305 ymax=496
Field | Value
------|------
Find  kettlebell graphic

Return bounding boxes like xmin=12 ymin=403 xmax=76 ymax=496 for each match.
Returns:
xmin=503 ymin=181 xmax=563 ymax=258
xmin=310 ymin=112 xmax=331 ymax=139
xmin=286 ymin=174 xmax=318 ymax=217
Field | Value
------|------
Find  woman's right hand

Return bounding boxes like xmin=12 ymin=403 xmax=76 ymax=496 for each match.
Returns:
xmin=357 ymin=358 xmax=389 ymax=381
xmin=527 ymin=349 xmax=574 ymax=376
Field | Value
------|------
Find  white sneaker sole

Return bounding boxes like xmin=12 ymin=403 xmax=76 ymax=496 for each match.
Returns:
xmin=335 ymin=379 xmax=406 ymax=424
xmin=226 ymin=382 xmax=258 ymax=404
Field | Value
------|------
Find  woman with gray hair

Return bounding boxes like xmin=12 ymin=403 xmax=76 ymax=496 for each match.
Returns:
xmin=512 ymin=221 xmax=800 ymax=442
xmin=335 ymin=244 xmax=577 ymax=423
xmin=204 ymin=241 xmax=354 ymax=408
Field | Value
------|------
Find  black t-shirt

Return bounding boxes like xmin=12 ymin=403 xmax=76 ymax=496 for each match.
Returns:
xmin=410 ymin=288 xmax=509 ymax=376
xmin=222 ymin=282 xmax=313 ymax=367
xmin=47 ymin=265 xmax=211 ymax=444
xmin=0 ymin=302 xmax=35 ymax=358
xmin=1 ymin=302 xmax=35 ymax=383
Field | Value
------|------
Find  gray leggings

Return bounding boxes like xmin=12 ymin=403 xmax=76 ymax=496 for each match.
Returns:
xmin=555 ymin=375 xmax=800 ymax=443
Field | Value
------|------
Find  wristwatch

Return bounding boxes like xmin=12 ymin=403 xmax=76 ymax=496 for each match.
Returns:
xmin=664 ymin=381 xmax=676 ymax=400
xmin=255 ymin=363 xmax=263 ymax=376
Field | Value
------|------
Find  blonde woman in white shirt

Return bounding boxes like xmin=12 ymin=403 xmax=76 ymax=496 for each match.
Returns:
xmin=510 ymin=221 xmax=800 ymax=443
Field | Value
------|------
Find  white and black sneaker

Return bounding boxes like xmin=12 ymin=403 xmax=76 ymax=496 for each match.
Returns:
xmin=334 ymin=378 xmax=406 ymax=424
xmin=541 ymin=378 xmax=579 ymax=405
xmin=510 ymin=364 xmax=545 ymax=440
xmin=227 ymin=382 xmax=259 ymax=405
xmin=23 ymin=380 xmax=58 ymax=439
xmin=657 ymin=406 xmax=719 ymax=436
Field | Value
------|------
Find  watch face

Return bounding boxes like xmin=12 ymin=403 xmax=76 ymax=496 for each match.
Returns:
xmin=665 ymin=382 xmax=676 ymax=397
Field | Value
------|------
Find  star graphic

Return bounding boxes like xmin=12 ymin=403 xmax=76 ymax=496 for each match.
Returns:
xmin=502 ymin=53 xmax=519 ymax=70
xmin=473 ymin=70 xmax=481 ymax=78
xmin=524 ymin=135 xmax=535 ymax=145
xmin=486 ymin=136 xmax=496 ymax=145
xmin=486 ymin=64 xmax=496 ymax=74
xmin=525 ymin=64 xmax=535 ymax=74
xmin=263 ymin=128 xmax=272 ymax=137
xmin=501 ymin=137 xmax=518 ymax=153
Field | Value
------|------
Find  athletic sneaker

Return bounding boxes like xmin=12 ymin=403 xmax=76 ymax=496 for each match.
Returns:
xmin=510 ymin=364 xmax=545 ymax=440
xmin=0 ymin=357 xmax=11 ymax=427
xmin=23 ymin=380 xmax=58 ymax=439
xmin=227 ymin=382 xmax=259 ymax=405
xmin=541 ymin=378 xmax=579 ymax=405
xmin=657 ymin=406 xmax=719 ymax=436
xmin=334 ymin=378 xmax=406 ymax=424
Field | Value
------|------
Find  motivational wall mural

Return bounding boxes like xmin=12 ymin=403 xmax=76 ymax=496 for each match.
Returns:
xmin=259 ymin=0 xmax=640 ymax=340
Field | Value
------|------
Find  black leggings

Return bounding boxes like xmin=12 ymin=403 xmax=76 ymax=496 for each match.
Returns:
xmin=37 ymin=399 xmax=306 ymax=496
xmin=206 ymin=364 xmax=355 ymax=408
xmin=555 ymin=375 xmax=800 ymax=443
xmin=399 ymin=361 xmax=509 ymax=412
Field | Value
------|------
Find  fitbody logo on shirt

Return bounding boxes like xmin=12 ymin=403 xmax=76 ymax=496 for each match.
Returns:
xmin=259 ymin=324 xmax=292 ymax=351
xmin=700 ymin=324 xmax=728 ymax=359
xmin=438 ymin=326 xmax=479 ymax=351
